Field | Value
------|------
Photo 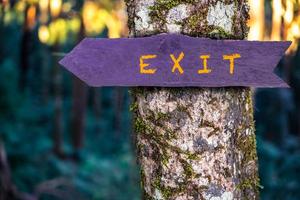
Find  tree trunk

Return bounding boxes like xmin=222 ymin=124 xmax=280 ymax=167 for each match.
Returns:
xmin=71 ymin=14 xmax=88 ymax=159
xmin=113 ymin=88 xmax=124 ymax=137
xmin=20 ymin=4 xmax=34 ymax=90
xmin=0 ymin=143 xmax=35 ymax=200
xmin=92 ymin=88 xmax=101 ymax=119
xmin=71 ymin=77 xmax=87 ymax=154
xmin=0 ymin=142 xmax=17 ymax=199
xmin=52 ymin=45 xmax=64 ymax=157
xmin=126 ymin=0 xmax=259 ymax=199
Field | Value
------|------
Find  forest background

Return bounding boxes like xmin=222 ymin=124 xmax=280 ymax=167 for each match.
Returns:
xmin=0 ymin=0 xmax=300 ymax=199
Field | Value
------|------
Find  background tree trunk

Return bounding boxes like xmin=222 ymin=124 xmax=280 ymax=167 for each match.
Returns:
xmin=71 ymin=77 xmax=87 ymax=156
xmin=71 ymin=12 xmax=88 ymax=159
xmin=113 ymin=88 xmax=124 ymax=137
xmin=92 ymin=88 xmax=101 ymax=119
xmin=52 ymin=44 xmax=64 ymax=158
xmin=20 ymin=3 xmax=35 ymax=90
xmin=126 ymin=0 xmax=259 ymax=199
xmin=0 ymin=143 xmax=35 ymax=200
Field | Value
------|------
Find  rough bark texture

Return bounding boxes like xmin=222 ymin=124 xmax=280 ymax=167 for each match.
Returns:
xmin=126 ymin=0 xmax=259 ymax=199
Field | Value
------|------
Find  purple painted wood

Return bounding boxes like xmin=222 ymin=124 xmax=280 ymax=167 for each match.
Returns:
xmin=59 ymin=34 xmax=291 ymax=88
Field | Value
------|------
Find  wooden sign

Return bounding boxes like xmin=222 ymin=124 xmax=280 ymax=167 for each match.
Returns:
xmin=59 ymin=34 xmax=291 ymax=88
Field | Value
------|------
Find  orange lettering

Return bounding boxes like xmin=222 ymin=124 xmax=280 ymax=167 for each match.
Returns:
xmin=223 ymin=54 xmax=241 ymax=74
xmin=170 ymin=52 xmax=184 ymax=74
xmin=198 ymin=55 xmax=212 ymax=74
xmin=140 ymin=55 xmax=157 ymax=74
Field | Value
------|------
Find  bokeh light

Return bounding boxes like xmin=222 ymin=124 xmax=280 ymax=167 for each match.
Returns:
xmin=38 ymin=25 xmax=50 ymax=44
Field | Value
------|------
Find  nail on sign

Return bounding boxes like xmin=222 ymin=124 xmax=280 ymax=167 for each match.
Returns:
xmin=59 ymin=34 xmax=291 ymax=88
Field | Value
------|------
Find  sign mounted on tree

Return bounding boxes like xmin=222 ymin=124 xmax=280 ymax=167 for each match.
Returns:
xmin=59 ymin=34 xmax=291 ymax=88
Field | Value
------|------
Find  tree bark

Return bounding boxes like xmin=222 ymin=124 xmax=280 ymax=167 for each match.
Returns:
xmin=113 ymin=88 xmax=124 ymax=137
xmin=52 ymin=45 xmax=64 ymax=157
xmin=0 ymin=143 xmax=35 ymax=200
xmin=20 ymin=4 xmax=34 ymax=90
xmin=71 ymin=13 xmax=88 ymax=159
xmin=92 ymin=88 xmax=101 ymax=119
xmin=126 ymin=0 xmax=259 ymax=199
xmin=71 ymin=77 xmax=87 ymax=154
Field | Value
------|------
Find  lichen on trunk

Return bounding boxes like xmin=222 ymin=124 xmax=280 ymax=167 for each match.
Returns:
xmin=126 ymin=0 xmax=259 ymax=199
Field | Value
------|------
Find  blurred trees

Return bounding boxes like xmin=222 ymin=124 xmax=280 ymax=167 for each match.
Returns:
xmin=249 ymin=1 xmax=300 ymax=199
xmin=0 ymin=0 xmax=300 ymax=199
xmin=0 ymin=0 xmax=140 ymax=199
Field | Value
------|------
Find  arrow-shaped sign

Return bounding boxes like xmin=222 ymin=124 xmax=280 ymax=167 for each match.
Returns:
xmin=59 ymin=34 xmax=291 ymax=88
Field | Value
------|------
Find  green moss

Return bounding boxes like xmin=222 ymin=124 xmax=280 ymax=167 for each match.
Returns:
xmin=134 ymin=117 xmax=146 ymax=133
xmin=147 ymin=110 xmax=170 ymax=122
xmin=208 ymin=26 xmax=236 ymax=39
xmin=130 ymin=102 xmax=138 ymax=112
xmin=241 ymin=134 xmax=257 ymax=163
xmin=153 ymin=177 xmax=173 ymax=198
xmin=187 ymin=153 xmax=199 ymax=160
xmin=149 ymin=0 xmax=196 ymax=16
xmin=233 ymin=89 xmax=260 ymax=197
xmin=143 ymin=109 xmax=178 ymax=141
xmin=186 ymin=13 xmax=204 ymax=29
xmin=156 ymin=112 xmax=170 ymax=121
xmin=183 ymin=9 xmax=210 ymax=37
xmin=134 ymin=117 xmax=155 ymax=134
xmin=154 ymin=158 xmax=197 ymax=199
xmin=153 ymin=176 xmax=188 ymax=199
xmin=237 ymin=176 xmax=260 ymax=192
xmin=141 ymin=169 xmax=146 ymax=188
xmin=181 ymin=159 xmax=196 ymax=179
xmin=161 ymin=152 xmax=171 ymax=166
xmin=164 ymin=129 xmax=177 ymax=140
xmin=148 ymin=0 xmax=199 ymax=29
xmin=236 ymin=91 xmax=257 ymax=164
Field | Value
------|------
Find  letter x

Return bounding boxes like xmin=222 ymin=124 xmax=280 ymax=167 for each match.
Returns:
xmin=170 ymin=52 xmax=184 ymax=74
